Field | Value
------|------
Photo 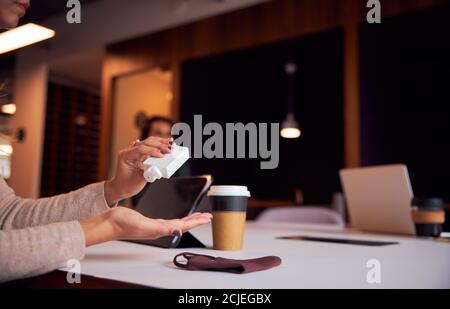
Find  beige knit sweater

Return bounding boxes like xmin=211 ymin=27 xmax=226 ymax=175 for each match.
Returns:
xmin=0 ymin=177 xmax=110 ymax=283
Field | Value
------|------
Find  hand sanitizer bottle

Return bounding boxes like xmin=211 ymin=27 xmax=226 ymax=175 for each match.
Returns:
xmin=142 ymin=143 xmax=190 ymax=183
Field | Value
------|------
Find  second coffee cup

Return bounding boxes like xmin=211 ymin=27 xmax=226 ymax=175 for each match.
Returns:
xmin=207 ymin=186 xmax=251 ymax=251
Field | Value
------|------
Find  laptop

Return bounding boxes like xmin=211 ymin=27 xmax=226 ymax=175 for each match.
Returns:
xmin=130 ymin=175 xmax=212 ymax=248
xmin=340 ymin=164 xmax=416 ymax=235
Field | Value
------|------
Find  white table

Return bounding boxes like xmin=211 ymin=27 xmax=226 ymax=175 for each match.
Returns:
xmin=72 ymin=222 xmax=450 ymax=288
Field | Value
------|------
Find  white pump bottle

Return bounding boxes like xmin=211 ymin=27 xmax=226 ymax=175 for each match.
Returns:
xmin=142 ymin=143 xmax=190 ymax=183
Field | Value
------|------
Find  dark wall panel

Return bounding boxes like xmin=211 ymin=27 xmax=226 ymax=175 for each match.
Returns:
xmin=360 ymin=4 xmax=450 ymax=201
xmin=180 ymin=30 xmax=344 ymax=203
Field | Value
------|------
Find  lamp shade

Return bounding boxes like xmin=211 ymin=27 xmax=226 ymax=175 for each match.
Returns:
xmin=280 ymin=113 xmax=301 ymax=139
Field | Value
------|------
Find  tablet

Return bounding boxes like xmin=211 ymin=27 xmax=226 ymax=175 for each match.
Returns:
xmin=277 ymin=236 xmax=398 ymax=247
xmin=129 ymin=175 xmax=212 ymax=248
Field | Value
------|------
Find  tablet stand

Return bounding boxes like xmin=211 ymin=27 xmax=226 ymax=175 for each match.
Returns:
xmin=176 ymin=232 xmax=206 ymax=248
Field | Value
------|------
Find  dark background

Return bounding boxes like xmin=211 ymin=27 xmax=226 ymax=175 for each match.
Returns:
xmin=180 ymin=29 xmax=344 ymax=204
xmin=18 ymin=0 xmax=99 ymax=24
xmin=180 ymin=3 xmax=450 ymax=206
xmin=360 ymin=4 xmax=450 ymax=202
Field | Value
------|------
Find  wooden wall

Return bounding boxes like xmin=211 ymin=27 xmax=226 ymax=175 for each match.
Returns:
xmin=99 ymin=0 xmax=447 ymax=180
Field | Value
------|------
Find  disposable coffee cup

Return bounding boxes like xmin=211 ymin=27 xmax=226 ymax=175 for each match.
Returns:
xmin=411 ymin=197 xmax=445 ymax=237
xmin=207 ymin=186 xmax=251 ymax=251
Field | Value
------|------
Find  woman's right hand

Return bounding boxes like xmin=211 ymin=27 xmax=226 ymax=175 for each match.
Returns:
xmin=79 ymin=207 xmax=212 ymax=247
xmin=104 ymin=136 xmax=173 ymax=206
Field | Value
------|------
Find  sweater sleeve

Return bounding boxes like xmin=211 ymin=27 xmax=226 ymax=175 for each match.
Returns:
xmin=0 ymin=221 xmax=86 ymax=283
xmin=0 ymin=178 xmax=114 ymax=283
xmin=0 ymin=178 xmax=111 ymax=230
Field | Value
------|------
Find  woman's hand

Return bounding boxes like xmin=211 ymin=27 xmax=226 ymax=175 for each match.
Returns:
xmin=80 ymin=207 xmax=212 ymax=247
xmin=104 ymin=136 xmax=173 ymax=205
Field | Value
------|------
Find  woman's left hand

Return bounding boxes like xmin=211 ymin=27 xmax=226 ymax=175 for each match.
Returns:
xmin=104 ymin=136 xmax=173 ymax=205
xmin=80 ymin=207 xmax=213 ymax=247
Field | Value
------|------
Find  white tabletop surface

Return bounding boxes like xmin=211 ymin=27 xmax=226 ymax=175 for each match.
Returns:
xmin=70 ymin=222 xmax=450 ymax=289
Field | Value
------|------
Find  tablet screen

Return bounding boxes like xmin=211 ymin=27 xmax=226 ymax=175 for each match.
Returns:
xmin=135 ymin=176 xmax=210 ymax=219
xmin=130 ymin=176 xmax=211 ymax=248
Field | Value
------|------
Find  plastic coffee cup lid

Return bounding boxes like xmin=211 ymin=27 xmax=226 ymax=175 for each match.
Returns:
xmin=207 ymin=186 xmax=251 ymax=197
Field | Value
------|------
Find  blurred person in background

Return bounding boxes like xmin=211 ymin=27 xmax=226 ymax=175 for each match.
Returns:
xmin=132 ymin=116 xmax=191 ymax=206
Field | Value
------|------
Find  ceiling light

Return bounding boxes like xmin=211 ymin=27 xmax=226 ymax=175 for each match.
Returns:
xmin=280 ymin=61 xmax=302 ymax=139
xmin=281 ymin=113 xmax=301 ymax=139
xmin=0 ymin=23 xmax=55 ymax=55
xmin=1 ymin=104 xmax=16 ymax=115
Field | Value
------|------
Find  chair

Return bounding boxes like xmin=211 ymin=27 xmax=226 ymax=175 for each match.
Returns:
xmin=256 ymin=207 xmax=344 ymax=226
